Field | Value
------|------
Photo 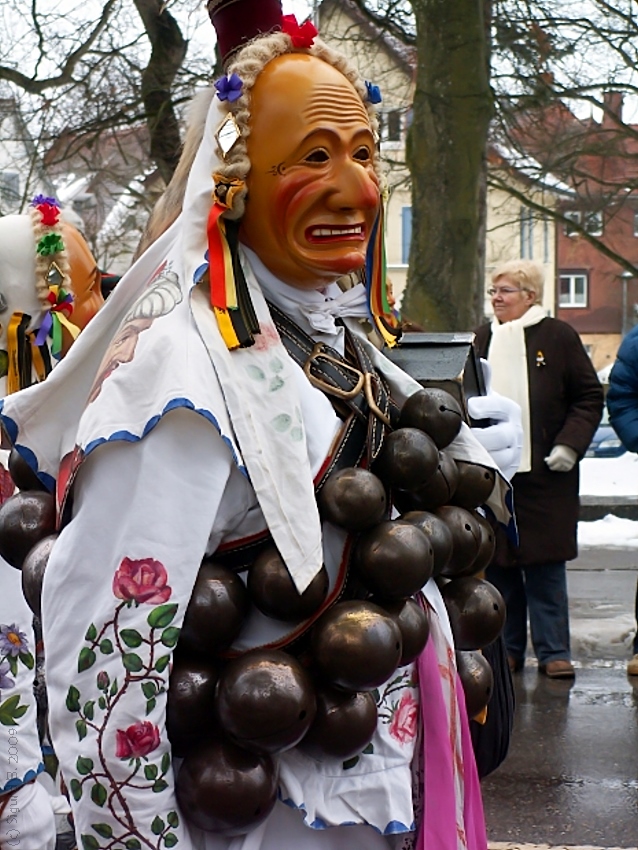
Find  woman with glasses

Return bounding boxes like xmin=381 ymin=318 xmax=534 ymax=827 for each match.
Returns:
xmin=475 ymin=259 xmax=603 ymax=680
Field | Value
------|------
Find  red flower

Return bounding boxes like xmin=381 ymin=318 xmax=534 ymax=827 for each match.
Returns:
xmin=0 ymin=464 xmax=15 ymax=505
xmin=115 ymin=721 xmax=160 ymax=759
xmin=112 ymin=557 xmax=172 ymax=605
xmin=37 ymin=203 xmax=61 ymax=227
xmin=281 ymin=14 xmax=317 ymax=48
xmin=389 ymin=692 xmax=419 ymax=744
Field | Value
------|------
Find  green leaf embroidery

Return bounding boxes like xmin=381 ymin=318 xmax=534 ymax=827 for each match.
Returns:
xmin=78 ymin=647 xmax=97 ymax=673
xmin=164 ymin=833 xmax=178 ymax=847
xmin=122 ymin=652 xmax=143 ymax=673
xmin=76 ymin=719 xmax=87 ymax=741
xmin=141 ymin=682 xmax=157 ymax=699
xmin=151 ymin=815 xmax=165 ymax=835
xmin=91 ymin=822 xmax=113 ymax=838
xmin=66 ymin=686 xmax=81 ymax=713
xmin=19 ymin=651 xmax=34 ymax=670
xmin=270 ymin=357 xmax=284 ymax=373
xmin=343 ymin=755 xmax=360 ymax=770
xmin=146 ymin=697 xmax=157 ymax=715
xmin=290 ymin=426 xmax=303 ymax=442
xmin=166 ymin=810 xmax=179 ymax=828
xmin=160 ymin=626 xmax=180 ymax=648
xmin=155 ymin=654 xmax=170 ymax=673
xmin=0 ymin=694 xmax=28 ymax=726
xmin=85 ymin=623 xmax=98 ymax=642
xmin=83 ymin=700 xmax=95 ymax=721
xmin=125 ymin=840 xmax=142 ymax=850
xmin=81 ymin=835 xmax=100 ymax=850
xmin=144 ymin=764 xmax=158 ymax=781
xmin=120 ymin=629 xmax=143 ymax=648
xmin=99 ymin=638 xmax=114 ymax=655
xmin=147 ymin=604 xmax=178 ymax=630
xmin=269 ymin=376 xmax=285 ymax=392
xmin=7 ymin=654 xmax=17 ymax=677
xmin=152 ymin=778 xmax=168 ymax=793
xmin=76 ymin=755 xmax=94 ymax=776
xmin=161 ymin=753 xmax=172 ymax=775
xmin=271 ymin=413 xmax=291 ymax=432
xmin=70 ymin=778 xmax=82 ymax=801
xmin=90 ymin=782 xmax=107 ymax=807
xmin=246 ymin=365 xmax=266 ymax=381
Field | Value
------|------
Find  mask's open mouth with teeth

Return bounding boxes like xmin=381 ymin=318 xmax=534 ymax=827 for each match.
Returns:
xmin=306 ymin=224 xmax=365 ymax=243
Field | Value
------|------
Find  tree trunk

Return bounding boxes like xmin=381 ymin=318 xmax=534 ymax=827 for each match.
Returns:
xmin=133 ymin=0 xmax=188 ymax=184
xmin=402 ymin=0 xmax=493 ymax=331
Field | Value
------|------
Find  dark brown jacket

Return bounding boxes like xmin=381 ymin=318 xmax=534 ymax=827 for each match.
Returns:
xmin=475 ymin=317 xmax=603 ymax=566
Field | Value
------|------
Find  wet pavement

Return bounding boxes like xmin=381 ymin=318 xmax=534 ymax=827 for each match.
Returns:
xmin=483 ymin=547 xmax=638 ymax=849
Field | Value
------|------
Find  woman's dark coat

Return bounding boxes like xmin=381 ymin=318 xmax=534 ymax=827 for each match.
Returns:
xmin=475 ymin=317 xmax=603 ymax=566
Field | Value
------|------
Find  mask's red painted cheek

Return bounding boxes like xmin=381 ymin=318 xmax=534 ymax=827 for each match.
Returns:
xmin=272 ymin=173 xmax=321 ymax=223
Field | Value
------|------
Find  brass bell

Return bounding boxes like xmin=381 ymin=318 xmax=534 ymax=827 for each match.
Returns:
xmin=175 ymin=736 xmax=278 ymax=836
xmin=21 ymin=533 xmax=57 ymax=616
xmin=401 ymin=510 xmax=453 ymax=577
xmin=0 ymin=491 xmax=56 ymax=569
xmin=470 ymin=512 xmax=497 ymax=574
xmin=373 ymin=427 xmax=438 ymax=492
xmin=398 ymin=388 xmax=463 ymax=449
xmin=393 ymin=451 xmax=458 ymax=514
xmin=166 ymin=653 xmax=219 ymax=757
xmin=318 ymin=467 xmax=387 ymax=532
xmin=377 ymin=597 xmax=430 ymax=665
xmin=355 ymin=519 xmax=433 ymax=600
xmin=248 ymin=546 xmax=329 ymax=622
xmin=8 ymin=448 xmax=47 ymax=492
xmin=436 ymin=505 xmax=482 ymax=578
xmin=440 ymin=576 xmax=506 ymax=651
xmin=299 ymin=686 xmax=378 ymax=760
xmin=179 ymin=561 xmax=248 ymax=657
xmin=456 ymin=650 xmax=494 ymax=718
xmin=451 ymin=461 xmax=496 ymax=511
xmin=215 ymin=649 xmax=316 ymax=754
xmin=311 ymin=600 xmax=402 ymax=692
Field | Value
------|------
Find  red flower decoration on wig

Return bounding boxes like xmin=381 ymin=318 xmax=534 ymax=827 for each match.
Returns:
xmin=37 ymin=203 xmax=61 ymax=227
xmin=281 ymin=14 xmax=317 ymax=48
xmin=112 ymin=557 xmax=172 ymax=605
xmin=115 ymin=721 xmax=161 ymax=759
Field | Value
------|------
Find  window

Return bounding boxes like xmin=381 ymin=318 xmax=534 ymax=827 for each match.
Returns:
xmin=520 ymin=207 xmax=534 ymax=259
xmin=563 ymin=209 xmax=603 ymax=237
xmin=401 ymin=206 xmax=412 ymax=265
xmin=0 ymin=171 xmax=19 ymax=208
xmin=379 ymin=109 xmax=403 ymax=144
xmin=564 ymin=210 xmax=581 ymax=236
xmin=559 ymin=272 xmax=588 ymax=307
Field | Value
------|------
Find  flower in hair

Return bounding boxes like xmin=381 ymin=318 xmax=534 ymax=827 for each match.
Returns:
xmin=36 ymin=203 xmax=61 ymax=227
xmin=36 ymin=233 xmax=65 ymax=257
xmin=365 ymin=81 xmax=383 ymax=104
xmin=281 ymin=14 xmax=318 ymax=48
xmin=31 ymin=194 xmax=60 ymax=208
xmin=214 ymin=73 xmax=243 ymax=103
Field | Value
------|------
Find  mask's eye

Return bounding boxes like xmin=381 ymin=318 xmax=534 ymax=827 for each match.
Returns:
xmin=304 ymin=149 xmax=329 ymax=164
xmin=353 ymin=146 xmax=371 ymax=162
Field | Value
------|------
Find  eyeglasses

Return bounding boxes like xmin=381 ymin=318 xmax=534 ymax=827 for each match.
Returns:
xmin=487 ymin=287 xmax=525 ymax=296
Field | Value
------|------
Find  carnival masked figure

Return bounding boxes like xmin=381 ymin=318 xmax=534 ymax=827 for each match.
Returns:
xmin=0 ymin=199 xmax=104 ymax=849
xmin=0 ymin=4 xmax=521 ymax=849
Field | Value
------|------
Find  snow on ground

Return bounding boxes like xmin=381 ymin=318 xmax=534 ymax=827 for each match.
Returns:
xmin=579 ymin=455 xmax=638 ymax=549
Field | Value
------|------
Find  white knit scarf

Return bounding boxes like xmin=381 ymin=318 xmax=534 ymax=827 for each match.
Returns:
xmin=487 ymin=304 xmax=546 ymax=473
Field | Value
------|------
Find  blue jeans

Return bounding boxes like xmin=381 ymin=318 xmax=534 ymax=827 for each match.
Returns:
xmin=486 ymin=561 xmax=571 ymax=666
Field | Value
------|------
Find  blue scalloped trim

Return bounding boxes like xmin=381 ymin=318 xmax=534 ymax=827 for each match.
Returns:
xmin=0 ymin=397 xmax=248 ymax=486
xmin=0 ymin=763 xmax=44 ymax=794
xmin=279 ymin=794 xmax=414 ymax=834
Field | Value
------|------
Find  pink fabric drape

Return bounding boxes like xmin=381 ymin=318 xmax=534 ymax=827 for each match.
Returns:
xmin=416 ymin=631 xmax=487 ymax=850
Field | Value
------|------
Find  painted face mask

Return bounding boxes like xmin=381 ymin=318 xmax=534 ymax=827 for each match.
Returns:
xmin=240 ymin=53 xmax=380 ymax=290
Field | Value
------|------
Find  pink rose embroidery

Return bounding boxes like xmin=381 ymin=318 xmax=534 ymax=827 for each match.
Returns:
xmin=115 ymin=721 xmax=161 ymax=759
xmin=112 ymin=557 xmax=172 ymax=604
xmin=389 ymin=692 xmax=419 ymax=744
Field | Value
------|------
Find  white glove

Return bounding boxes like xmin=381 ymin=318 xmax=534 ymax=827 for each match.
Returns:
xmin=467 ymin=361 xmax=524 ymax=482
xmin=0 ymin=780 xmax=57 ymax=850
xmin=544 ymin=444 xmax=578 ymax=472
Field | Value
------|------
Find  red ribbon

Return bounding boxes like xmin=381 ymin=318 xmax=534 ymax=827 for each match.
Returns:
xmin=281 ymin=14 xmax=318 ymax=48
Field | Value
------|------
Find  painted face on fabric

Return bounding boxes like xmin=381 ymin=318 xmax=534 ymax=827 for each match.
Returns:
xmin=240 ymin=54 xmax=380 ymax=290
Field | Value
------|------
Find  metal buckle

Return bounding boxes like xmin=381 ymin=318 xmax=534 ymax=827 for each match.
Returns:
xmin=364 ymin=372 xmax=391 ymax=427
xmin=303 ymin=343 xmax=365 ymax=400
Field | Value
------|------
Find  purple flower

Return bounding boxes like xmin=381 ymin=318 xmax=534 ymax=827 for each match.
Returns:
xmin=31 ymin=194 xmax=60 ymax=208
xmin=0 ymin=661 xmax=15 ymax=691
xmin=0 ymin=623 xmax=29 ymax=657
xmin=214 ymin=73 xmax=243 ymax=103
xmin=365 ymin=81 xmax=382 ymax=104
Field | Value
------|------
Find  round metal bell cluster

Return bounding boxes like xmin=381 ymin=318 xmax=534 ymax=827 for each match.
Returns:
xmin=0 ymin=390 xmax=506 ymax=836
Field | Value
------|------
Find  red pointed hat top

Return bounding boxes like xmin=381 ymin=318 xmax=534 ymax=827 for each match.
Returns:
xmin=207 ymin=0 xmax=284 ymax=65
